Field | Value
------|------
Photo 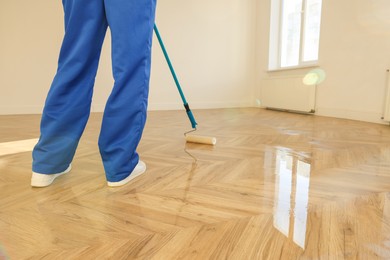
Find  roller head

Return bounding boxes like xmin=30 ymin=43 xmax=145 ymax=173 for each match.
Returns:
xmin=185 ymin=134 xmax=217 ymax=145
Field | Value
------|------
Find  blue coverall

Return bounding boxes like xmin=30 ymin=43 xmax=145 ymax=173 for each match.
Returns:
xmin=32 ymin=0 xmax=157 ymax=182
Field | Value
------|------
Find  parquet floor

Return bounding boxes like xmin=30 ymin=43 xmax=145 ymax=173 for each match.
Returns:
xmin=1 ymin=108 xmax=390 ymax=259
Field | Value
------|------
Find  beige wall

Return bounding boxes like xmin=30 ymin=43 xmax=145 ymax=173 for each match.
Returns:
xmin=2 ymin=0 xmax=390 ymax=125
xmin=256 ymin=0 xmax=390 ymax=124
xmin=0 ymin=0 xmax=257 ymax=114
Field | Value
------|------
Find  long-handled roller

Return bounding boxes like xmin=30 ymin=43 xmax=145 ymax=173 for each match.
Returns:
xmin=154 ymin=24 xmax=216 ymax=145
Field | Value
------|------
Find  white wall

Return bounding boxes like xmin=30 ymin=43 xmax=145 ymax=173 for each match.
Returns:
xmin=0 ymin=0 xmax=257 ymax=115
xmin=256 ymin=0 xmax=390 ymax=124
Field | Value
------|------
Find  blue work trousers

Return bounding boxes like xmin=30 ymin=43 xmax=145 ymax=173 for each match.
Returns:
xmin=32 ymin=0 xmax=157 ymax=182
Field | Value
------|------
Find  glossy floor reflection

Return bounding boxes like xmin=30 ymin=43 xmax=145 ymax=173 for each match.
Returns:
xmin=1 ymin=108 xmax=390 ymax=259
xmin=0 ymin=138 xmax=38 ymax=156
xmin=272 ymin=148 xmax=310 ymax=249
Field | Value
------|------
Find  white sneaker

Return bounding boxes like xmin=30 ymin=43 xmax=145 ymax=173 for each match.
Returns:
xmin=31 ymin=165 xmax=71 ymax=187
xmin=107 ymin=161 xmax=146 ymax=187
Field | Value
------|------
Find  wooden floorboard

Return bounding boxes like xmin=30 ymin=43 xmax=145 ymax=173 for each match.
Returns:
xmin=1 ymin=108 xmax=390 ymax=259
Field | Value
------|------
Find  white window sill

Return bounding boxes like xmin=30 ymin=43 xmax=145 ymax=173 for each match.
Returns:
xmin=267 ymin=64 xmax=319 ymax=72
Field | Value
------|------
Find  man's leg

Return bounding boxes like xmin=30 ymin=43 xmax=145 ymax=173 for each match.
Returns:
xmin=32 ymin=0 xmax=108 ymax=175
xmin=99 ymin=0 xmax=157 ymax=182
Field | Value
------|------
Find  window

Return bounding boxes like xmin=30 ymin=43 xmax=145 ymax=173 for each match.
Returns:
xmin=269 ymin=0 xmax=322 ymax=70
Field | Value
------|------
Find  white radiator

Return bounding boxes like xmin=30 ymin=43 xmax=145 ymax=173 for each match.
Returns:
xmin=383 ymin=69 xmax=390 ymax=121
xmin=260 ymin=76 xmax=316 ymax=113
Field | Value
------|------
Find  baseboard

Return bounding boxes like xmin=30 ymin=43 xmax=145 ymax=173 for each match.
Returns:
xmin=146 ymin=101 xmax=254 ymax=111
xmin=0 ymin=101 xmax=254 ymax=115
xmin=317 ymin=107 xmax=389 ymax=125
xmin=2 ymin=104 xmax=387 ymax=126
xmin=92 ymin=101 xmax=254 ymax=112
xmin=0 ymin=106 xmax=43 ymax=115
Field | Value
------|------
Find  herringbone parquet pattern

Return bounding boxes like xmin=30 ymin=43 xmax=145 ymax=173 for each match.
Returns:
xmin=1 ymin=108 xmax=390 ymax=259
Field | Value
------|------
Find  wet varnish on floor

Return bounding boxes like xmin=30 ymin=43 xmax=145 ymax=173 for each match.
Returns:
xmin=1 ymin=108 xmax=390 ymax=259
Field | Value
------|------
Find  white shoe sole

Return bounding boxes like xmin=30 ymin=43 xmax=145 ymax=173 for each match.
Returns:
xmin=31 ymin=165 xmax=71 ymax=187
xmin=107 ymin=161 xmax=146 ymax=187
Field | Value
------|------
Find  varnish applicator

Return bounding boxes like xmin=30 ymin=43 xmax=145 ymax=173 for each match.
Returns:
xmin=154 ymin=24 xmax=217 ymax=146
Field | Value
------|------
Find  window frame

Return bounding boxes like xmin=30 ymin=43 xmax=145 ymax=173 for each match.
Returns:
xmin=268 ymin=0 xmax=322 ymax=71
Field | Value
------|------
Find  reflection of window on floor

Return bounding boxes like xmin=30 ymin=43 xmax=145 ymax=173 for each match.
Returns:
xmin=273 ymin=149 xmax=311 ymax=249
xmin=0 ymin=138 xmax=39 ymax=156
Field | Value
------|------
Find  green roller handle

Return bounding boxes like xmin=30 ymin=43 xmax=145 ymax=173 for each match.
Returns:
xmin=154 ymin=24 xmax=198 ymax=129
